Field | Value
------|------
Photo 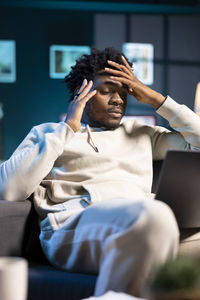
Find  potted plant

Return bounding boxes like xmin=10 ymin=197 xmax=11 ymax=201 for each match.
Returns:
xmin=147 ymin=256 xmax=200 ymax=300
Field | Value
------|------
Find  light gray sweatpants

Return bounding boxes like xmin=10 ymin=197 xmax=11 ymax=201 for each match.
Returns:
xmin=39 ymin=198 xmax=179 ymax=297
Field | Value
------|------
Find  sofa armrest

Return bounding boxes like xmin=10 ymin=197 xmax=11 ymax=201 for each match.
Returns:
xmin=0 ymin=200 xmax=31 ymax=256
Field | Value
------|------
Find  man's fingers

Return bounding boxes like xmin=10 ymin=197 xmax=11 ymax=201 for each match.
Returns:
xmin=109 ymin=76 xmax=134 ymax=92
xmin=77 ymin=80 xmax=94 ymax=100
xmin=121 ymin=56 xmax=134 ymax=77
xmin=75 ymin=79 xmax=88 ymax=97
xmin=121 ymin=56 xmax=133 ymax=70
xmin=107 ymin=60 xmax=132 ymax=76
xmin=79 ymin=78 xmax=88 ymax=92
xmin=105 ymin=67 xmax=131 ymax=80
xmin=82 ymin=89 xmax=96 ymax=103
xmin=73 ymin=80 xmax=95 ymax=107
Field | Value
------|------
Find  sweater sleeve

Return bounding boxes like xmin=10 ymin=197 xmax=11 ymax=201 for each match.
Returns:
xmin=152 ymin=96 xmax=200 ymax=160
xmin=0 ymin=122 xmax=75 ymax=201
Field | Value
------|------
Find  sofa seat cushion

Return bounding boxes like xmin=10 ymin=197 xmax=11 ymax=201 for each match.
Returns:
xmin=179 ymin=228 xmax=200 ymax=260
xmin=28 ymin=264 xmax=97 ymax=300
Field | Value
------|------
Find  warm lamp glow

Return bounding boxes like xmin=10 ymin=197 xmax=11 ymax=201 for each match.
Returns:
xmin=194 ymin=82 xmax=200 ymax=116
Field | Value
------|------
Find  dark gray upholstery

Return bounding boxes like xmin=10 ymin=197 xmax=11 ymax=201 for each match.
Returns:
xmin=0 ymin=200 xmax=31 ymax=256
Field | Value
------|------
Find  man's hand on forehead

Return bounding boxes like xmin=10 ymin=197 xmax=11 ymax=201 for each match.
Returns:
xmin=104 ymin=56 xmax=135 ymax=95
xmin=104 ymin=56 xmax=165 ymax=109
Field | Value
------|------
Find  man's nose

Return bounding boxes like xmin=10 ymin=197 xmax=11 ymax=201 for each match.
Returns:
xmin=109 ymin=92 xmax=124 ymax=106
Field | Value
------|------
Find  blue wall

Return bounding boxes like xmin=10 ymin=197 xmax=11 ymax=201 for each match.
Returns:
xmin=0 ymin=5 xmax=200 ymax=159
xmin=0 ymin=7 xmax=93 ymax=159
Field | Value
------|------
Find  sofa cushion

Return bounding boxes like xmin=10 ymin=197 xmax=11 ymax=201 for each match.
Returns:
xmin=179 ymin=228 xmax=200 ymax=261
xmin=28 ymin=264 xmax=96 ymax=300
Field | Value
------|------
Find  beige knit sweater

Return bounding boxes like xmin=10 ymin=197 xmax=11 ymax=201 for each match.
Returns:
xmin=1 ymin=96 xmax=200 ymax=230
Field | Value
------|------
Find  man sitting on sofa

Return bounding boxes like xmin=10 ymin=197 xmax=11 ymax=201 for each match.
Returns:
xmin=1 ymin=47 xmax=200 ymax=298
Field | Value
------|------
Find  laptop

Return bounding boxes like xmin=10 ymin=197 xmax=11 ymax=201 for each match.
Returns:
xmin=155 ymin=150 xmax=200 ymax=228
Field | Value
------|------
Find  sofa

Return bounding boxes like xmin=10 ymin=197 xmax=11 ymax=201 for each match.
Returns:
xmin=0 ymin=160 xmax=200 ymax=300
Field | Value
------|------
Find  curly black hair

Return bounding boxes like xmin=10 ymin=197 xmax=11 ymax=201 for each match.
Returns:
xmin=64 ymin=47 xmax=132 ymax=100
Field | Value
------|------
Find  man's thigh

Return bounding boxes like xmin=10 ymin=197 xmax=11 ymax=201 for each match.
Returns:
xmin=40 ymin=198 xmax=178 ymax=275
xmin=40 ymin=199 xmax=147 ymax=272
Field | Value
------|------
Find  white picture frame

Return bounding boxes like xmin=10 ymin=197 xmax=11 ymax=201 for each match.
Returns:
xmin=122 ymin=43 xmax=154 ymax=85
xmin=49 ymin=45 xmax=90 ymax=79
xmin=0 ymin=40 xmax=16 ymax=83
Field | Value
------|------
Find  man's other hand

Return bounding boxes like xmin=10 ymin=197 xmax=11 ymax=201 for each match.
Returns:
xmin=65 ymin=79 xmax=96 ymax=132
xmin=105 ymin=56 xmax=165 ymax=110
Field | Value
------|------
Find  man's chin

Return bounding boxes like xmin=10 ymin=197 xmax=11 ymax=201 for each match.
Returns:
xmin=102 ymin=120 xmax=122 ymax=130
xmin=88 ymin=117 xmax=122 ymax=130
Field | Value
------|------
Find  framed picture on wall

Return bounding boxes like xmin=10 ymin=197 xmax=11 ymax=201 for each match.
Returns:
xmin=0 ymin=40 xmax=16 ymax=83
xmin=122 ymin=43 xmax=154 ymax=85
xmin=49 ymin=45 xmax=90 ymax=79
